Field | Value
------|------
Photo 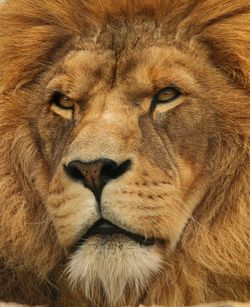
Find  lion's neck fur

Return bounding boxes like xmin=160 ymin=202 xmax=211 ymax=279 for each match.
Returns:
xmin=0 ymin=100 xmax=62 ymax=303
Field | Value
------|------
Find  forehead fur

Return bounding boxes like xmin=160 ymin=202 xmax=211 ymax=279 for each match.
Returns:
xmin=0 ymin=0 xmax=250 ymax=91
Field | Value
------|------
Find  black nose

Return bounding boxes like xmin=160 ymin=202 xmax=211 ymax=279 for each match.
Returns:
xmin=64 ymin=159 xmax=131 ymax=201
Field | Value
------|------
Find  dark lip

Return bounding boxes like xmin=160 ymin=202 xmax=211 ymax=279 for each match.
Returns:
xmin=72 ymin=219 xmax=157 ymax=252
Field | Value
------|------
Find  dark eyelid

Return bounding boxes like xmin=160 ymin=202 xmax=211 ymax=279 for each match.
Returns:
xmin=51 ymin=91 xmax=68 ymax=101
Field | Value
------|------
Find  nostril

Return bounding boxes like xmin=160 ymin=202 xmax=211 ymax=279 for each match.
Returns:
xmin=100 ymin=159 xmax=118 ymax=179
xmin=102 ymin=159 xmax=132 ymax=180
xmin=64 ymin=161 xmax=85 ymax=181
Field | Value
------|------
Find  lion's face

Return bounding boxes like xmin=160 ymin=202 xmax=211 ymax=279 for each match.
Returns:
xmin=1 ymin=0 xmax=250 ymax=306
xmin=14 ymin=18 xmax=245 ymax=305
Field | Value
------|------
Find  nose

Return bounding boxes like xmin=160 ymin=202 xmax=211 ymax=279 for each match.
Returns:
xmin=64 ymin=159 xmax=131 ymax=201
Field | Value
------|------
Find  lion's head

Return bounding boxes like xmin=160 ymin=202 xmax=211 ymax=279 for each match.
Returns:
xmin=0 ymin=0 xmax=249 ymax=306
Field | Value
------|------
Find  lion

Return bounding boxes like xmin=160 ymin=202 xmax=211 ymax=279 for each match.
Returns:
xmin=0 ymin=0 xmax=249 ymax=306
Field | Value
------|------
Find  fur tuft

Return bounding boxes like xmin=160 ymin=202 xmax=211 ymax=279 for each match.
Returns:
xmin=66 ymin=238 xmax=163 ymax=306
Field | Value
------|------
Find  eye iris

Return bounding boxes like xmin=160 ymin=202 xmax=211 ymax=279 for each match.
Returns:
xmin=52 ymin=92 xmax=74 ymax=109
xmin=158 ymin=90 xmax=175 ymax=101
xmin=155 ymin=87 xmax=180 ymax=103
xmin=59 ymin=96 xmax=74 ymax=109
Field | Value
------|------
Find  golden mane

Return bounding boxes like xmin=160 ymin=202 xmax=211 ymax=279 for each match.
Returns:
xmin=0 ymin=0 xmax=249 ymax=305
xmin=0 ymin=0 xmax=250 ymax=91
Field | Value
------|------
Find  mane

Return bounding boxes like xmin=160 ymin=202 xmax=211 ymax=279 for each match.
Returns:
xmin=0 ymin=0 xmax=249 ymax=305
xmin=0 ymin=0 xmax=250 ymax=91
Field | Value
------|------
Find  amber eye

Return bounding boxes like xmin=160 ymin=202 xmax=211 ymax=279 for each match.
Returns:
xmin=52 ymin=92 xmax=75 ymax=110
xmin=153 ymin=86 xmax=181 ymax=104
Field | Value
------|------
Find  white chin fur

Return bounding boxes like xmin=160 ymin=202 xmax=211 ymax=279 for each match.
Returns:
xmin=66 ymin=235 xmax=163 ymax=306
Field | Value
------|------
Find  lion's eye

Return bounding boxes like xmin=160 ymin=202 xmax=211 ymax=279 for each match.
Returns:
xmin=52 ymin=92 xmax=75 ymax=110
xmin=153 ymin=87 xmax=181 ymax=104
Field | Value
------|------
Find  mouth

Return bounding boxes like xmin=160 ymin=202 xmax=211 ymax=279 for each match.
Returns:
xmin=73 ymin=219 xmax=156 ymax=251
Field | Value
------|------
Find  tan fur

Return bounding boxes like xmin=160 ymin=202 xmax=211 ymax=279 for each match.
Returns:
xmin=0 ymin=0 xmax=249 ymax=306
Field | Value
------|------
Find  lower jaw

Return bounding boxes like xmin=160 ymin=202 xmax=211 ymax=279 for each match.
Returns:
xmin=72 ymin=232 xmax=166 ymax=254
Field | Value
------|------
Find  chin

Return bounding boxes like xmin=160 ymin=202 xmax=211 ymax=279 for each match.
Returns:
xmin=66 ymin=235 xmax=163 ymax=307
